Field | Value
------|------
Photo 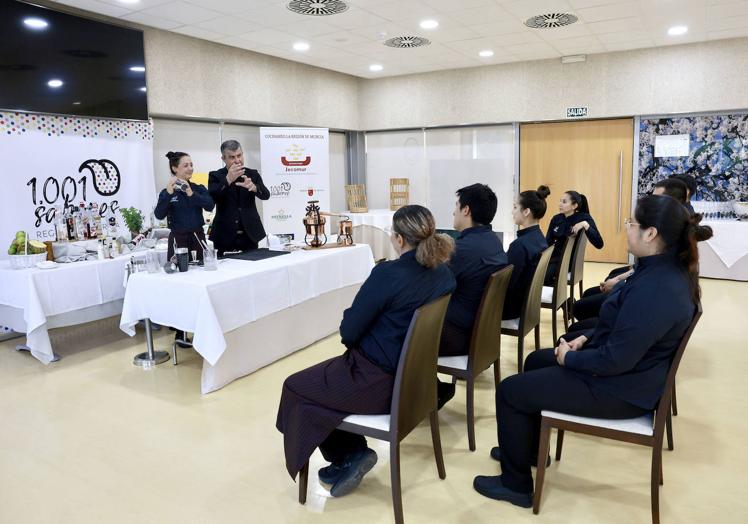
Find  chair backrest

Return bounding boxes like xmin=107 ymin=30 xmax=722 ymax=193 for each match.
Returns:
xmin=390 ymin=293 xmax=452 ymax=439
xmin=568 ymin=231 xmax=588 ymax=287
xmin=551 ymin=235 xmax=576 ymax=305
xmin=519 ymin=246 xmax=555 ymax=336
xmin=468 ymin=265 xmax=513 ymax=373
xmin=345 ymin=184 xmax=368 ymax=213
xmin=652 ymin=302 xmax=703 ymax=438
xmin=389 ymin=178 xmax=409 ymax=211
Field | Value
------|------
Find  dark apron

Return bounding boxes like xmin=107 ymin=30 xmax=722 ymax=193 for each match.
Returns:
xmin=276 ymin=348 xmax=394 ymax=478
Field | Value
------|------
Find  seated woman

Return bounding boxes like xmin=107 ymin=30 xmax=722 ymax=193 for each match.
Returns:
xmin=571 ymin=177 xmax=693 ymax=323
xmin=473 ymin=195 xmax=712 ymax=508
xmin=544 ymin=191 xmax=603 ymax=285
xmin=502 ymin=186 xmax=550 ymax=321
xmin=276 ymin=205 xmax=456 ymax=497
xmin=154 ymin=151 xmax=214 ymax=261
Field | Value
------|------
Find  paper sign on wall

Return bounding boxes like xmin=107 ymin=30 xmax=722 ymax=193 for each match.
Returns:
xmin=654 ymin=134 xmax=690 ymax=157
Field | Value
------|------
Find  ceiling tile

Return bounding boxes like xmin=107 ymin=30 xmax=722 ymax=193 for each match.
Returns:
xmin=121 ymin=11 xmax=183 ymax=30
xmin=323 ymin=7 xmax=392 ymax=30
xmin=235 ymin=28 xmax=299 ymax=46
xmin=588 ymin=17 xmax=644 ymax=34
xmin=467 ymin=19 xmax=530 ymax=37
xmin=285 ymin=19 xmax=341 ymax=38
xmin=568 ymin=0 xmax=631 ymax=8
xmin=603 ymin=39 xmax=657 ymax=51
xmin=172 ymin=25 xmax=224 ymax=40
xmin=183 ymin=0 xmax=281 ymax=16
xmin=193 ymin=16 xmax=263 ymax=36
xmin=501 ymin=0 xmax=575 ymax=20
xmin=422 ymin=0 xmax=498 ymax=12
xmin=707 ymin=26 xmax=748 ymax=39
xmin=450 ymin=5 xmax=516 ymax=26
xmin=137 ymin=1 xmax=222 ymax=25
xmin=55 ymin=0 xmax=134 ymax=18
xmin=576 ymin=1 xmax=642 ymax=22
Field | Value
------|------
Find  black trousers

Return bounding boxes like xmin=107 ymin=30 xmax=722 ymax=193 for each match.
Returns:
xmin=557 ymin=318 xmax=599 ymax=345
xmin=215 ymin=232 xmax=258 ymax=257
xmin=572 ymin=288 xmax=607 ymax=321
xmin=495 ymin=349 xmax=648 ymax=494
xmin=438 ymin=320 xmax=471 ymax=357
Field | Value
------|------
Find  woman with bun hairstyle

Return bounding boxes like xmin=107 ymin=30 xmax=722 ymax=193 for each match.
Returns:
xmin=277 ymin=205 xmax=456 ymax=497
xmin=474 ymin=195 xmax=712 ymax=508
xmin=154 ymin=152 xmax=215 ymax=261
xmin=544 ymin=190 xmax=604 ymax=285
xmin=502 ymin=186 xmax=551 ymax=320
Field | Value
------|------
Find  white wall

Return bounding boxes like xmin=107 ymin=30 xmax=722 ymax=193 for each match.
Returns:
xmin=359 ymin=37 xmax=748 ymax=130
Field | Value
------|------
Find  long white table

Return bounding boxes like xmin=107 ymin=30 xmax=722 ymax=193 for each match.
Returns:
xmin=0 ymin=256 xmax=133 ymax=363
xmin=119 ymin=244 xmax=374 ymax=393
xmin=347 ymin=209 xmax=398 ymax=261
xmin=699 ymin=220 xmax=748 ymax=281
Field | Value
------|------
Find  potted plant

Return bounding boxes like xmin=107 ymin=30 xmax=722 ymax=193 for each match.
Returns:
xmin=120 ymin=207 xmax=144 ymax=238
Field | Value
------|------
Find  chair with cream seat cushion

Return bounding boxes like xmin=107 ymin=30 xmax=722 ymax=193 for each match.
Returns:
xmin=540 ymin=235 xmax=576 ymax=346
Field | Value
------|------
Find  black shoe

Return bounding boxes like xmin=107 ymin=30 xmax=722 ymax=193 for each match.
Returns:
xmin=490 ymin=446 xmax=550 ymax=468
xmin=473 ymin=475 xmax=533 ymax=508
xmin=437 ymin=380 xmax=456 ymax=410
xmin=318 ymin=463 xmax=346 ymax=485
xmin=174 ymin=331 xmax=192 ymax=348
xmin=329 ymin=448 xmax=378 ymax=497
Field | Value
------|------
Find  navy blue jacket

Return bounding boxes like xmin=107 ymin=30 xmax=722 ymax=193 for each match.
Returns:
xmin=444 ymin=225 xmax=507 ymax=332
xmin=154 ymin=182 xmax=214 ymax=233
xmin=503 ymin=225 xmax=548 ymax=320
xmin=564 ymin=253 xmax=696 ymax=410
xmin=546 ymin=212 xmax=603 ymax=265
xmin=340 ymin=250 xmax=456 ymax=374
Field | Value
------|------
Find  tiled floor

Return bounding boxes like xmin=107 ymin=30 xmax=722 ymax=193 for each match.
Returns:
xmin=1 ymin=263 xmax=746 ymax=523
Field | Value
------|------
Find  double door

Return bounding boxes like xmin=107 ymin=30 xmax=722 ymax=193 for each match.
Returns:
xmin=519 ymin=119 xmax=634 ymax=263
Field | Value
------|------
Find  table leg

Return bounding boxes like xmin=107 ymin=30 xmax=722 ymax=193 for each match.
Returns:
xmin=133 ymin=318 xmax=170 ymax=367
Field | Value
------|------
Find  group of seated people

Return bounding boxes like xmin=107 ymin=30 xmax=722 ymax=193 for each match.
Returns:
xmin=276 ymin=176 xmax=712 ymax=509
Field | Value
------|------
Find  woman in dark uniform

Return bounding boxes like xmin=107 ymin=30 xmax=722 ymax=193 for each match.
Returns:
xmin=502 ymin=185 xmax=550 ymax=320
xmin=154 ymin=151 xmax=215 ymax=261
xmin=276 ymin=205 xmax=456 ymax=497
xmin=473 ymin=195 xmax=712 ymax=508
xmin=544 ymin=191 xmax=604 ymax=285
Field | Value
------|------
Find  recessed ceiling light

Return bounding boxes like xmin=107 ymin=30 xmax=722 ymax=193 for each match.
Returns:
xmin=419 ymin=20 xmax=439 ymax=30
xmin=47 ymin=79 xmax=63 ymax=88
xmin=118 ymin=0 xmax=140 ymax=4
xmin=130 ymin=66 xmax=146 ymax=72
xmin=293 ymin=42 xmax=310 ymax=51
xmin=139 ymin=87 xmax=147 ymax=92
xmin=668 ymin=25 xmax=688 ymax=36
xmin=24 ymin=18 xmax=48 ymax=29
xmin=73 ymin=101 xmax=81 ymax=105
xmin=369 ymin=64 xmax=383 ymax=72
xmin=479 ymin=50 xmax=494 ymax=58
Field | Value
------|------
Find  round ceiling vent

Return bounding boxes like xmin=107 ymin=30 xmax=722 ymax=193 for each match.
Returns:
xmin=287 ymin=0 xmax=348 ymax=16
xmin=524 ymin=13 xmax=578 ymax=29
xmin=383 ymin=36 xmax=431 ymax=48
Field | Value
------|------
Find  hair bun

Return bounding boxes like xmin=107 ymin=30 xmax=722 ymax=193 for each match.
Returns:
xmin=535 ymin=185 xmax=551 ymax=200
xmin=165 ymin=151 xmax=176 ymax=159
xmin=689 ymin=213 xmax=713 ymax=242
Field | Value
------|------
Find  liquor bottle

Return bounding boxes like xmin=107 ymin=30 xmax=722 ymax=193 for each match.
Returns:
xmin=54 ymin=206 xmax=67 ymax=242
xmin=91 ymin=203 xmax=103 ymax=238
xmin=66 ymin=208 xmax=78 ymax=240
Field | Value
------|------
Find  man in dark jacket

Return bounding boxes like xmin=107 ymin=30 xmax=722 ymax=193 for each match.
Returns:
xmin=208 ymin=140 xmax=270 ymax=255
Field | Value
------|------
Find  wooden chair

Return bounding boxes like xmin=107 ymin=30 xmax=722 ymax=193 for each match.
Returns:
xmin=298 ymin=294 xmax=452 ymax=524
xmin=501 ymin=246 xmax=554 ymax=373
xmin=541 ymin=236 xmax=576 ymax=346
xmin=532 ymin=304 xmax=702 ymax=524
xmin=345 ymin=184 xmax=368 ymax=213
xmin=389 ymin=178 xmax=409 ymax=211
xmin=567 ymin=232 xmax=588 ymax=309
xmin=437 ymin=266 xmax=513 ymax=451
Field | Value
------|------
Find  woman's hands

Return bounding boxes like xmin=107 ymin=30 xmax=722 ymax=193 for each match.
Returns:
xmin=571 ymin=220 xmax=590 ymax=235
xmin=166 ymin=176 xmax=177 ymax=195
xmin=555 ymin=335 xmax=587 ymax=365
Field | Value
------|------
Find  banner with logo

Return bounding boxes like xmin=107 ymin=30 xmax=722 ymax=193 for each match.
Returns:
xmin=0 ymin=111 xmax=155 ymax=258
xmin=260 ymin=127 xmax=330 ymax=241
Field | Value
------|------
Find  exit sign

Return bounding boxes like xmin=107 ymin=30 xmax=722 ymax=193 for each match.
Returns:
xmin=566 ymin=107 xmax=588 ymax=118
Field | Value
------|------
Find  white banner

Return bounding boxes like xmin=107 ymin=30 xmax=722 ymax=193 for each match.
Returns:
xmin=0 ymin=112 xmax=155 ymax=258
xmin=260 ymin=127 xmax=329 ymax=242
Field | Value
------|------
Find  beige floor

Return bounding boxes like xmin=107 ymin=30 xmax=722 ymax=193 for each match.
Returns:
xmin=1 ymin=263 xmax=746 ymax=524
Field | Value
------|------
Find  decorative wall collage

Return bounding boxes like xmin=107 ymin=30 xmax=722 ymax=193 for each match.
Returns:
xmin=638 ymin=113 xmax=748 ymax=201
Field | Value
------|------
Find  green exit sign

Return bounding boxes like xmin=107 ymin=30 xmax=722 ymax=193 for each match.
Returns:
xmin=566 ymin=107 xmax=588 ymax=118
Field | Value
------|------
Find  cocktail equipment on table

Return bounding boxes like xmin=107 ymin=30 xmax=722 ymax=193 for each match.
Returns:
xmin=303 ymin=200 xmax=327 ymax=248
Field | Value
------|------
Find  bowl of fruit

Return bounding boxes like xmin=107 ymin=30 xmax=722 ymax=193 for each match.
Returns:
xmin=7 ymin=231 xmax=48 ymax=269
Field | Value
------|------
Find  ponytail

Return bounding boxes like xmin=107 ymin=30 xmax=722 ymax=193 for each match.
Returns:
xmin=565 ymin=190 xmax=590 ymax=214
xmin=416 ymin=233 xmax=455 ymax=269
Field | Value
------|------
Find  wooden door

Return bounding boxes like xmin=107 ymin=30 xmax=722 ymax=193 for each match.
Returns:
xmin=520 ymin=119 xmax=634 ymax=263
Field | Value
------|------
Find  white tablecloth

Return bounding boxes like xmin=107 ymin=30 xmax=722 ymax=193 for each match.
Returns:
xmin=346 ymin=209 xmax=397 ymax=261
xmin=0 ymin=256 xmax=133 ymax=363
xmin=699 ymin=221 xmax=748 ymax=281
xmin=120 ymin=245 xmax=375 ymax=392
xmin=702 ymin=221 xmax=748 ymax=268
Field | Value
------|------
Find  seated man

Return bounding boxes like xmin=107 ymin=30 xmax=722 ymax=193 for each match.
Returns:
xmin=438 ymin=184 xmax=508 ymax=407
